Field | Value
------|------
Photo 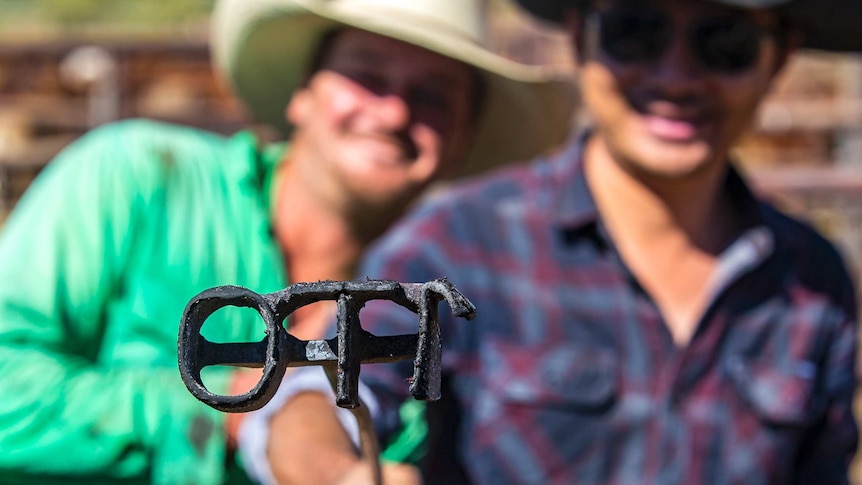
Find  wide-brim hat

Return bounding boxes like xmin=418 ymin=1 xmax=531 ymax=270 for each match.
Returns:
xmin=515 ymin=0 xmax=862 ymax=53
xmin=212 ymin=0 xmax=579 ymax=178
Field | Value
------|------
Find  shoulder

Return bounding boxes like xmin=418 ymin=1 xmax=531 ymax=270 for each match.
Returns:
xmin=760 ymin=201 xmax=857 ymax=313
xmin=59 ymin=119 xmax=231 ymax=166
xmin=761 ymin=202 xmax=846 ymax=270
xmin=363 ymin=155 xmax=561 ymax=276
xmin=84 ymin=118 xmax=225 ymax=143
xmin=421 ymin=153 xmax=564 ymax=227
xmin=401 ymin=157 xmax=555 ymax=235
xmin=46 ymin=119 xmax=259 ymax=187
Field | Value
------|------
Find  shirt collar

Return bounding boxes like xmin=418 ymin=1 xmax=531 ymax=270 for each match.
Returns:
xmin=551 ymin=131 xmax=600 ymax=229
xmin=551 ymin=131 xmax=766 ymax=232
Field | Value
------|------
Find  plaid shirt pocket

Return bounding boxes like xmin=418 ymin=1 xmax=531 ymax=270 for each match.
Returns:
xmin=490 ymin=345 xmax=618 ymax=411
xmin=726 ymin=355 xmax=823 ymax=427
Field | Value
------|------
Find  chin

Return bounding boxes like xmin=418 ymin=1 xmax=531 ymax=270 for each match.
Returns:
xmin=642 ymin=162 xmax=711 ymax=181
xmin=629 ymin=141 xmax=717 ymax=180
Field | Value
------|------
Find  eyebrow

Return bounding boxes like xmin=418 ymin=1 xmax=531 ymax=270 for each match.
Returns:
xmin=343 ymin=47 xmax=383 ymax=65
xmin=341 ymin=47 xmax=468 ymax=87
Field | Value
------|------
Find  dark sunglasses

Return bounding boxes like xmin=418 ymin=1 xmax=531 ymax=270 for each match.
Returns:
xmin=589 ymin=6 xmax=777 ymax=74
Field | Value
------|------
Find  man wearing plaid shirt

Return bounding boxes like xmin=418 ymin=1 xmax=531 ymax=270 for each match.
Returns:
xmin=254 ymin=0 xmax=862 ymax=483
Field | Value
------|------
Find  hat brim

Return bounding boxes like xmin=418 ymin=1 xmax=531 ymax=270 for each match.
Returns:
xmin=213 ymin=0 xmax=579 ymax=178
xmin=515 ymin=0 xmax=862 ymax=53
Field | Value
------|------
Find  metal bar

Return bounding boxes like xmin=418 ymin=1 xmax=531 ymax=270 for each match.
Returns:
xmin=178 ymin=278 xmax=476 ymax=412
xmin=178 ymin=278 xmax=475 ymax=484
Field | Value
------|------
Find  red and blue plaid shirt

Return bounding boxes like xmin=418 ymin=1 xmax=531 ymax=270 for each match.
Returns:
xmin=357 ymin=135 xmax=858 ymax=484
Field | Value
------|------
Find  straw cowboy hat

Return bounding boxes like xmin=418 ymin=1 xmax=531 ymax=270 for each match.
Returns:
xmin=212 ymin=0 xmax=579 ymax=177
xmin=516 ymin=0 xmax=862 ymax=52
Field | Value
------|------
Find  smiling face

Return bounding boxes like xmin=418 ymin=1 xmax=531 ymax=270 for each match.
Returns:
xmin=286 ymin=28 xmax=476 ymax=217
xmin=570 ymin=0 xmax=790 ymax=182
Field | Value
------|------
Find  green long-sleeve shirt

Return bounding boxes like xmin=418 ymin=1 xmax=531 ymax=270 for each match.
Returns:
xmin=0 ymin=120 xmax=288 ymax=484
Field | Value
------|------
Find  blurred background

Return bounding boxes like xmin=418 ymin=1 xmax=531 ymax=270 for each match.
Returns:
xmin=1 ymin=0 xmax=862 ymax=480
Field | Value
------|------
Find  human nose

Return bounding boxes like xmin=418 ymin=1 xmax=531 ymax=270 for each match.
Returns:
xmin=651 ymin=28 xmax=704 ymax=90
xmin=371 ymin=90 xmax=411 ymax=130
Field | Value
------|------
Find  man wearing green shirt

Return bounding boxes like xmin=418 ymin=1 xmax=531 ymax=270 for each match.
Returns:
xmin=0 ymin=0 xmax=576 ymax=483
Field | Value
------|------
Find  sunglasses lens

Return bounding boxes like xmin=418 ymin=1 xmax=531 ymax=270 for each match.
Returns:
xmin=596 ymin=7 xmax=768 ymax=74
xmin=693 ymin=17 xmax=762 ymax=73
xmin=599 ymin=9 xmax=670 ymax=63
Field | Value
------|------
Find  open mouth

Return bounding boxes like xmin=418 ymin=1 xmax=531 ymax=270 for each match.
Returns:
xmin=352 ymin=133 xmax=418 ymax=164
xmin=639 ymin=101 xmax=712 ymax=142
xmin=628 ymin=92 xmax=713 ymax=142
xmin=643 ymin=114 xmax=703 ymax=141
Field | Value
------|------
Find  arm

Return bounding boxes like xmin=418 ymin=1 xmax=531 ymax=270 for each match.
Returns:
xmin=268 ymin=391 xmax=367 ymax=484
xmin=0 ymin=123 xmax=230 ymax=483
xmin=266 ymin=392 xmax=420 ymax=485
xmin=237 ymin=366 xmax=420 ymax=485
xmin=257 ymin=196 xmax=470 ymax=484
xmin=792 ymin=310 xmax=858 ymax=484
xmin=793 ymin=254 xmax=859 ymax=484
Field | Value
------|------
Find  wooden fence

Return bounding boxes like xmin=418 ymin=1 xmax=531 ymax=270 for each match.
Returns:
xmin=3 ymin=5 xmax=862 ymax=483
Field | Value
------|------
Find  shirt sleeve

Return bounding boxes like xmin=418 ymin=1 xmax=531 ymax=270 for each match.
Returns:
xmin=0 ymin=123 xmax=229 ymax=484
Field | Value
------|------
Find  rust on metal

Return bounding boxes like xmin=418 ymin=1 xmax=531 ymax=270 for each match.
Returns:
xmin=178 ymin=278 xmax=476 ymax=413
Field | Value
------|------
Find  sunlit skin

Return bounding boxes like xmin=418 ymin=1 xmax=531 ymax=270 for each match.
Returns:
xmin=272 ymin=28 xmax=477 ymax=333
xmin=284 ymin=28 xmax=476 ymax=230
xmin=570 ymin=0 xmax=789 ymax=190
xmin=258 ymin=3 xmax=815 ymax=484
xmin=226 ymin=30 xmax=478 ymax=446
xmin=567 ymin=0 xmax=795 ymax=343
